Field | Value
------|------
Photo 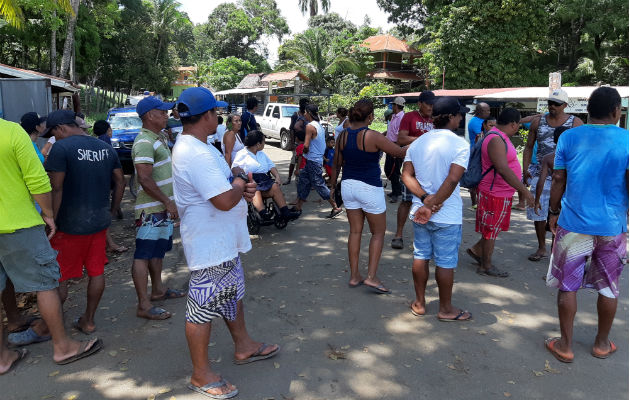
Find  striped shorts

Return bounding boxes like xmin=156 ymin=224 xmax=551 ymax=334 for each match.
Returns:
xmin=186 ymin=256 xmax=245 ymax=323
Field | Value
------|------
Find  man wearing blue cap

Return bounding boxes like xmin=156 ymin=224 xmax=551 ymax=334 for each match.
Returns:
xmin=172 ymin=87 xmax=279 ymax=398
xmin=131 ymin=96 xmax=185 ymax=321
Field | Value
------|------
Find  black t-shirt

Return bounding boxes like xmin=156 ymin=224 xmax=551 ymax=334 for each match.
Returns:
xmin=290 ymin=112 xmax=307 ymax=142
xmin=45 ymin=135 xmax=122 ymax=235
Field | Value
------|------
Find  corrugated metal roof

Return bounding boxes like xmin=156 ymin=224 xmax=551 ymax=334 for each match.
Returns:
xmin=362 ymin=35 xmax=420 ymax=54
xmin=0 ymin=63 xmax=79 ymax=92
xmin=260 ymin=70 xmax=307 ymax=82
xmin=379 ymin=88 xmax=516 ymax=98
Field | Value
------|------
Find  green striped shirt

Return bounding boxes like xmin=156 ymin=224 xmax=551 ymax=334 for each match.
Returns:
xmin=132 ymin=128 xmax=174 ymax=219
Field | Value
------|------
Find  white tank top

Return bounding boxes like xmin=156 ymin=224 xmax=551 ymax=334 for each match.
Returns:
xmin=221 ymin=131 xmax=244 ymax=165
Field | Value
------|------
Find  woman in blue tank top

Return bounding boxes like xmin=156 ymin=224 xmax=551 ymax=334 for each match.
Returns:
xmin=329 ymin=99 xmax=407 ymax=293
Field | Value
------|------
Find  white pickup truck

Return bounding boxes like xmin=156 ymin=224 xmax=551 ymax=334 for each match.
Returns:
xmin=257 ymin=102 xmax=300 ymax=150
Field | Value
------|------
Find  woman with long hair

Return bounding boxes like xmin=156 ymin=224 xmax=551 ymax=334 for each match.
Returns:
xmin=221 ymin=114 xmax=244 ymax=166
xmin=330 ymin=99 xmax=407 ymax=293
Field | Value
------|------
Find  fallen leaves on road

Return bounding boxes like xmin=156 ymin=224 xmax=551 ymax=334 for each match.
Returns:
xmin=274 ymin=362 xmax=280 ymax=369
xmin=544 ymin=360 xmax=560 ymax=374
xmin=326 ymin=344 xmax=347 ymax=360
xmin=48 ymin=370 xmax=59 ymax=377
xmin=532 ymin=370 xmax=544 ymax=377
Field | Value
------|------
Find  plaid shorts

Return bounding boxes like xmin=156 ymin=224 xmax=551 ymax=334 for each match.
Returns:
xmin=546 ymin=226 xmax=628 ymax=298
xmin=475 ymin=190 xmax=512 ymax=240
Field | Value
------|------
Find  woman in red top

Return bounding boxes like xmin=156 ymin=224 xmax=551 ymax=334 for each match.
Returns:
xmin=466 ymin=108 xmax=534 ymax=277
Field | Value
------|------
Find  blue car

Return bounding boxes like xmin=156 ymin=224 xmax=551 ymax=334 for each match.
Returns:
xmin=107 ymin=107 xmax=142 ymax=174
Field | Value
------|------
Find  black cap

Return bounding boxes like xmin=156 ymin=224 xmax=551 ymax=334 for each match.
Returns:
xmin=20 ymin=112 xmax=45 ymax=134
xmin=418 ymin=91 xmax=436 ymax=105
xmin=305 ymin=103 xmax=319 ymax=119
xmin=432 ymin=97 xmax=470 ymax=115
xmin=41 ymin=110 xmax=76 ymax=138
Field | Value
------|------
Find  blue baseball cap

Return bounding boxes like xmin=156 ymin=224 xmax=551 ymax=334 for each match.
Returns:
xmin=136 ymin=96 xmax=175 ymax=117
xmin=177 ymin=87 xmax=227 ymax=117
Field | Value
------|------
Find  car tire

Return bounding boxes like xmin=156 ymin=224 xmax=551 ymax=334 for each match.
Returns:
xmin=280 ymin=129 xmax=293 ymax=151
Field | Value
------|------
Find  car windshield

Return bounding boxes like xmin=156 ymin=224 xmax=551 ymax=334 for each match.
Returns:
xmin=282 ymin=106 xmax=299 ymax=118
xmin=108 ymin=114 xmax=142 ymax=130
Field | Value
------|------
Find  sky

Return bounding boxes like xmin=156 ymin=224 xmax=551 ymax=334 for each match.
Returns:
xmin=178 ymin=0 xmax=395 ymax=66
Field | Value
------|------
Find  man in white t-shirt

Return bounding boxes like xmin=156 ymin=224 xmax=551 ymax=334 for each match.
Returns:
xmin=171 ymin=87 xmax=279 ymax=399
xmin=401 ymin=97 xmax=472 ymax=322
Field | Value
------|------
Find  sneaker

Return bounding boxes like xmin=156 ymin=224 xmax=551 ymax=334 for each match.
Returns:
xmin=391 ymin=237 xmax=403 ymax=249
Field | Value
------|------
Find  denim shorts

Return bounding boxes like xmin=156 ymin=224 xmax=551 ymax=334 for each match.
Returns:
xmin=297 ymin=159 xmax=330 ymax=201
xmin=412 ymin=221 xmax=462 ymax=268
xmin=0 ymin=225 xmax=61 ymax=293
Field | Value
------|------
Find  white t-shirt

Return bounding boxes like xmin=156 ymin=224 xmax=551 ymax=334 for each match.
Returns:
xmin=232 ymin=148 xmax=275 ymax=174
xmin=172 ymin=134 xmax=251 ymax=271
xmin=48 ymin=136 xmax=56 ymax=144
xmin=404 ymin=129 xmax=469 ymax=224
xmin=215 ymin=124 xmax=227 ymax=143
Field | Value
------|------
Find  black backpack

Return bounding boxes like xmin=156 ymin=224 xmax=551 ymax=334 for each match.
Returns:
xmin=460 ymin=131 xmax=507 ymax=189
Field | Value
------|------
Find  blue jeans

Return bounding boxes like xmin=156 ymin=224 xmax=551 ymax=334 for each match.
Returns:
xmin=297 ymin=159 xmax=330 ymax=201
xmin=412 ymin=221 xmax=462 ymax=268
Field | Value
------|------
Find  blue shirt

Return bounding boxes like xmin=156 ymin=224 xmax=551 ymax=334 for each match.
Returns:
xmin=32 ymin=141 xmax=44 ymax=163
xmin=324 ymin=147 xmax=334 ymax=167
xmin=468 ymin=116 xmax=483 ymax=147
xmin=555 ymin=124 xmax=629 ymax=236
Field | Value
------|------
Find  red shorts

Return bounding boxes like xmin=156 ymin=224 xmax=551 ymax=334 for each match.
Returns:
xmin=324 ymin=165 xmax=332 ymax=176
xmin=475 ymin=191 xmax=512 ymax=240
xmin=50 ymin=229 xmax=108 ymax=282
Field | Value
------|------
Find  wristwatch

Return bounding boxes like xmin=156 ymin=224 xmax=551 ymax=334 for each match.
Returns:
xmin=420 ymin=193 xmax=429 ymax=202
xmin=234 ymin=172 xmax=249 ymax=183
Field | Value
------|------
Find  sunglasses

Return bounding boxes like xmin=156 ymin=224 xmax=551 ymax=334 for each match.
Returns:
xmin=547 ymin=101 xmax=564 ymax=107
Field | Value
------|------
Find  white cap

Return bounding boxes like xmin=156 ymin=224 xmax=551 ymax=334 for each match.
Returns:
xmin=393 ymin=96 xmax=406 ymax=106
xmin=548 ymin=88 xmax=569 ymax=104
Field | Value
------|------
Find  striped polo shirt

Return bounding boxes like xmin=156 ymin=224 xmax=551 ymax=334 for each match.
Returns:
xmin=132 ymin=128 xmax=174 ymax=219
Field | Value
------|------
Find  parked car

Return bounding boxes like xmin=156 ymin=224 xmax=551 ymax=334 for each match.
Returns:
xmin=258 ymin=103 xmax=300 ymax=150
xmin=107 ymin=107 xmax=141 ymax=174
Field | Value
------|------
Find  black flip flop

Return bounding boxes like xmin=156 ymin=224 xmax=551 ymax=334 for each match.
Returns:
xmin=364 ymin=284 xmax=390 ymax=294
xmin=233 ymin=343 xmax=280 ymax=365
xmin=476 ymin=266 xmax=509 ymax=278
xmin=326 ymin=208 xmax=343 ymax=219
xmin=0 ymin=348 xmax=28 ymax=375
xmin=55 ymin=338 xmax=103 ymax=365
xmin=438 ymin=310 xmax=472 ymax=322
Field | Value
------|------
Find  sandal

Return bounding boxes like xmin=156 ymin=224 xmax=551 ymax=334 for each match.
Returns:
xmin=0 ymin=348 xmax=28 ymax=375
xmin=55 ymin=338 xmax=103 ymax=365
xmin=326 ymin=208 xmax=343 ymax=219
xmin=137 ymin=306 xmax=171 ymax=320
xmin=8 ymin=327 xmax=52 ymax=346
xmin=528 ymin=253 xmax=548 ymax=262
xmin=438 ymin=309 xmax=472 ymax=322
xmin=545 ymin=337 xmax=573 ymax=363
xmin=591 ymin=340 xmax=617 ymax=359
xmin=151 ymin=288 xmax=186 ymax=301
xmin=364 ymin=284 xmax=390 ymax=294
xmin=187 ymin=379 xmax=238 ymax=399
xmin=234 ymin=343 xmax=280 ymax=365
xmin=476 ymin=266 xmax=509 ymax=278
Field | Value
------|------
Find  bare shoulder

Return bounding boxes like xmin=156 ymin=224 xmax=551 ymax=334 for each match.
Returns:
xmin=572 ymin=116 xmax=584 ymax=127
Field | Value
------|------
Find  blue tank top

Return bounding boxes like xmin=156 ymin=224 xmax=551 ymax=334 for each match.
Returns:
xmin=341 ymin=127 xmax=382 ymax=187
xmin=304 ymin=121 xmax=326 ymax=162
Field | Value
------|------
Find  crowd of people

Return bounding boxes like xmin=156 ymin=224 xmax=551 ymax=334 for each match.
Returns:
xmin=0 ymin=84 xmax=627 ymax=399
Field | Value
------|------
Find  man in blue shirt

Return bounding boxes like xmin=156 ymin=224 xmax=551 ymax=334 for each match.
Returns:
xmin=545 ymin=87 xmax=628 ymax=364
xmin=240 ymin=98 xmax=259 ymax=139
xmin=466 ymin=102 xmax=490 ymax=208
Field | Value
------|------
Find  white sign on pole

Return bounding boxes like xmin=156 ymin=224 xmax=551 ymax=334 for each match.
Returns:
xmin=537 ymin=98 xmax=588 ymax=114
xmin=549 ymin=72 xmax=561 ymax=93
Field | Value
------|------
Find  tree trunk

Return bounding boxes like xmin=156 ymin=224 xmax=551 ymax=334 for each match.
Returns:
xmin=59 ymin=0 xmax=80 ymax=79
xmin=51 ymin=10 xmax=57 ymax=76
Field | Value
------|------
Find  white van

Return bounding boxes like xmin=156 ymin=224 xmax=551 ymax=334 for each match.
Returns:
xmin=258 ymin=103 xmax=300 ymax=150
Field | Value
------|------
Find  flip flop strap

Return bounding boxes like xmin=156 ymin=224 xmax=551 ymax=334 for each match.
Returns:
xmin=200 ymin=379 xmax=227 ymax=390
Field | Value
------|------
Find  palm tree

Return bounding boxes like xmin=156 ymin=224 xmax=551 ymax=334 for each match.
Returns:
xmin=278 ymin=28 xmax=359 ymax=92
xmin=298 ymin=0 xmax=330 ymax=17
xmin=0 ymin=0 xmax=23 ymax=27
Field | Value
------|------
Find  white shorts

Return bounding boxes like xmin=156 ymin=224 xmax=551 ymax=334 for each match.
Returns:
xmin=341 ymin=179 xmax=386 ymax=214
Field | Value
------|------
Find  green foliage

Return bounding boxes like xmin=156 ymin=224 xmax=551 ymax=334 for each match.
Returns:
xmin=378 ymin=0 xmax=628 ymax=87
xmin=204 ymin=57 xmax=257 ymax=91
xmin=358 ymin=82 xmax=393 ymax=101
xmin=192 ymin=0 xmax=288 ymax=68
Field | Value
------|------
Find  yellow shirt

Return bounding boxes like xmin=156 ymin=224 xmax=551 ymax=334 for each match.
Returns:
xmin=0 ymin=119 xmax=51 ymax=233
